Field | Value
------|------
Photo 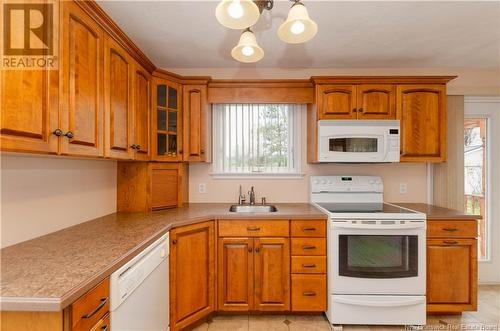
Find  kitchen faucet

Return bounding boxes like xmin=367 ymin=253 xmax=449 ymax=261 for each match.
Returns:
xmin=249 ymin=186 xmax=256 ymax=205
xmin=238 ymin=185 xmax=246 ymax=205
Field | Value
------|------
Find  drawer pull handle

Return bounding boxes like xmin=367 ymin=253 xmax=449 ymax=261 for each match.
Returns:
xmin=302 ymin=227 xmax=317 ymax=231
xmin=302 ymin=245 xmax=316 ymax=250
xmin=101 ymin=325 xmax=109 ymax=331
xmin=247 ymin=227 xmax=261 ymax=231
xmin=443 ymin=240 xmax=459 ymax=245
xmin=302 ymin=263 xmax=317 ymax=268
xmin=442 ymin=228 xmax=458 ymax=232
xmin=303 ymin=291 xmax=317 ymax=296
xmin=81 ymin=297 xmax=107 ymax=319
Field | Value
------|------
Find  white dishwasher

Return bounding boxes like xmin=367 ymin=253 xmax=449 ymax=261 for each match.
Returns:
xmin=110 ymin=233 xmax=169 ymax=331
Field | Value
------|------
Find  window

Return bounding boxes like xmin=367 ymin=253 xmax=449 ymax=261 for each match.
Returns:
xmin=464 ymin=118 xmax=489 ymax=260
xmin=212 ymin=104 xmax=302 ymax=177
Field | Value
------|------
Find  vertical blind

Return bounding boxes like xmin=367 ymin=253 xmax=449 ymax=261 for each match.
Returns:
xmin=212 ymin=104 xmax=301 ymax=175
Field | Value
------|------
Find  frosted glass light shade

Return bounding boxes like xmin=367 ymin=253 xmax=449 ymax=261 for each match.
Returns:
xmin=216 ymin=0 xmax=260 ymax=30
xmin=278 ymin=3 xmax=318 ymax=44
xmin=231 ymin=30 xmax=264 ymax=63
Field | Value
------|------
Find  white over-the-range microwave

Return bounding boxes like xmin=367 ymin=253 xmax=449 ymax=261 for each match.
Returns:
xmin=318 ymin=120 xmax=400 ymax=163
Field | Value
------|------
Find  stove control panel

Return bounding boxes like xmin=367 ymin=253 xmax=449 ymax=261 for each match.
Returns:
xmin=310 ymin=176 xmax=383 ymax=193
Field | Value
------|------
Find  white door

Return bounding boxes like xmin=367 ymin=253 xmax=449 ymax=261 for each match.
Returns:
xmin=465 ymin=96 xmax=500 ymax=284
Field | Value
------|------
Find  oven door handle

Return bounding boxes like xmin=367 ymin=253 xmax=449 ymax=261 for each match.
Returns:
xmin=332 ymin=223 xmax=425 ymax=230
xmin=335 ymin=296 xmax=425 ymax=307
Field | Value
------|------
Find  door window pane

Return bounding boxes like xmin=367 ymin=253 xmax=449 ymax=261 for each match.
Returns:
xmin=157 ymin=109 xmax=167 ymax=131
xmin=168 ymin=87 xmax=177 ymax=109
xmin=157 ymin=133 xmax=167 ymax=155
xmin=157 ymin=85 xmax=167 ymax=107
xmin=464 ymin=118 xmax=488 ymax=260
xmin=168 ymin=112 xmax=177 ymax=132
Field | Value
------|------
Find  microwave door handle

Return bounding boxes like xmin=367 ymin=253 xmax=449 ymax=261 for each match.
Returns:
xmin=333 ymin=223 xmax=425 ymax=230
xmin=335 ymin=296 xmax=425 ymax=308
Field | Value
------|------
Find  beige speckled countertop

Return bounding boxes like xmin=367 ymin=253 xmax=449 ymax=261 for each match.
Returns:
xmin=0 ymin=203 xmax=326 ymax=312
xmin=395 ymin=203 xmax=481 ymax=220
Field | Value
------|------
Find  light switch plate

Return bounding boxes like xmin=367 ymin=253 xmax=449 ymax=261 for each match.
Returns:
xmin=198 ymin=183 xmax=207 ymax=194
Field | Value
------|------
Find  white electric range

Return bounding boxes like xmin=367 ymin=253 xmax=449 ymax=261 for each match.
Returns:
xmin=311 ymin=175 xmax=427 ymax=326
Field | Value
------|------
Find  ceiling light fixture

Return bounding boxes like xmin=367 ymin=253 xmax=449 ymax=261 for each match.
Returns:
xmin=231 ymin=28 xmax=264 ymax=63
xmin=216 ymin=0 xmax=317 ymax=63
xmin=278 ymin=1 xmax=318 ymax=44
xmin=215 ymin=0 xmax=260 ymax=30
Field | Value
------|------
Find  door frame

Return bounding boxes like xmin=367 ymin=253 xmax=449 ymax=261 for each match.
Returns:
xmin=465 ymin=96 xmax=500 ymax=284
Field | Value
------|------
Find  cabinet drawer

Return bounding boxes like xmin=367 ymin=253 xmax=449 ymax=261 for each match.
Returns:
xmin=71 ymin=278 xmax=110 ymax=331
xmin=291 ymin=220 xmax=326 ymax=237
xmin=218 ymin=220 xmax=289 ymax=237
xmin=291 ymin=274 xmax=326 ymax=311
xmin=428 ymin=220 xmax=477 ymax=238
xmin=90 ymin=313 xmax=110 ymax=331
xmin=291 ymin=256 xmax=326 ymax=274
xmin=291 ymin=238 xmax=326 ymax=256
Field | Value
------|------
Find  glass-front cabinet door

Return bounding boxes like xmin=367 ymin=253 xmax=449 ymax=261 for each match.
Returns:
xmin=152 ymin=77 xmax=182 ymax=161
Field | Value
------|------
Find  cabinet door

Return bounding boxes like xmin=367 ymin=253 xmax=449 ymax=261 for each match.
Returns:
xmin=60 ymin=1 xmax=104 ymax=157
xmin=317 ymin=85 xmax=356 ymax=120
xmin=356 ymin=84 xmax=396 ymax=119
xmin=427 ymin=239 xmax=477 ymax=312
xmin=218 ymin=238 xmax=254 ymax=311
xmin=1 ymin=69 xmax=59 ymax=154
xmin=254 ymin=238 xmax=290 ymax=311
xmin=170 ymin=221 xmax=215 ymax=330
xmin=397 ymin=85 xmax=446 ymax=162
xmin=132 ymin=65 xmax=151 ymax=160
xmin=103 ymin=36 xmax=133 ymax=159
xmin=152 ymin=77 xmax=183 ymax=161
xmin=183 ymin=85 xmax=208 ymax=162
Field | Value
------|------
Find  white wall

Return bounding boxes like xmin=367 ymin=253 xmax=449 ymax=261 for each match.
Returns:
xmin=189 ymin=108 xmax=429 ymax=204
xmin=0 ymin=154 xmax=117 ymax=248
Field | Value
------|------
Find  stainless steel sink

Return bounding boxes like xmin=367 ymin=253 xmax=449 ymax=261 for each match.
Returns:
xmin=229 ymin=205 xmax=278 ymax=213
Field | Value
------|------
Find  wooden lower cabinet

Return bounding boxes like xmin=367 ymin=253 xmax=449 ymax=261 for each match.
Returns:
xmin=427 ymin=238 xmax=477 ymax=313
xmin=218 ymin=237 xmax=290 ymax=312
xmin=254 ymin=238 xmax=290 ymax=311
xmin=218 ymin=238 xmax=254 ymax=311
xmin=426 ymin=219 xmax=478 ymax=313
xmin=170 ymin=221 xmax=215 ymax=331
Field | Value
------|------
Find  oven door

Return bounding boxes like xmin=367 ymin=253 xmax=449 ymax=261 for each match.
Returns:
xmin=330 ymin=221 xmax=426 ymax=295
xmin=318 ymin=134 xmax=388 ymax=162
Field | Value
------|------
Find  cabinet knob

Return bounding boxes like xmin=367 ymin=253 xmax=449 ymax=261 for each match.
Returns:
xmin=130 ymin=144 xmax=137 ymax=149
xmin=255 ymin=247 xmax=260 ymax=253
xmin=52 ymin=129 xmax=63 ymax=136
xmin=64 ymin=131 xmax=74 ymax=139
xmin=358 ymin=108 xmax=364 ymax=113
xmin=136 ymin=145 xmax=141 ymax=151
xmin=248 ymin=247 xmax=253 ymax=253
xmin=172 ymin=239 xmax=177 ymax=245
xmin=352 ymin=108 xmax=357 ymax=113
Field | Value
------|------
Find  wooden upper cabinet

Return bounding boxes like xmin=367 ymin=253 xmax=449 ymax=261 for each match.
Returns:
xmin=254 ymin=238 xmax=290 ymax=311
xmin=170 ymin=221 xmax=215 ymax=331
xmin=132 ymin=65 xmax=151 ymax=160
xmin=218 ymin=238 xmax=254 ymax=311
xmin=1 ymin=69 xmax=59 ymax=154
xmin=397 ymin=85 xmax=446 ymax=162
xmin=152 ymin=77 xmax=182 ymax=161
xmin=183 ymin=84 xmax=209 ymax=162
xmin=103 ymin=36 xmax=133 ymax=159
xmin=427 ymin=238 xmax=477 ymax=311
xmin=356 ymin=84 xmax=396 ymax=119
xmin=59 ymin=1 xmax=104 ymax=157
xmin=317 ymin=85 xmax=357 ymax=120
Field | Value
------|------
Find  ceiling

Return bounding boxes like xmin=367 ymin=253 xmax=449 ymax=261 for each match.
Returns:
xmin=97 ymin=1 xmax=500 ymax=69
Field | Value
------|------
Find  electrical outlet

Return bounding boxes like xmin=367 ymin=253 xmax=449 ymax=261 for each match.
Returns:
xmin=198 ymin=183 xmax=207 ymax=194
xmin=399 ymin=183 xmax=408 ymax=194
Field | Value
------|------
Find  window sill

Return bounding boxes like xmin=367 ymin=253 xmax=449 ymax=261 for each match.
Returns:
xmin=210 ymin=172 xmax=305 ymax=180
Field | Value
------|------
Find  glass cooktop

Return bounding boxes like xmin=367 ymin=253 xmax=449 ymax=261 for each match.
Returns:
xmin=316 ymin=202 xmax=418 ymax=214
